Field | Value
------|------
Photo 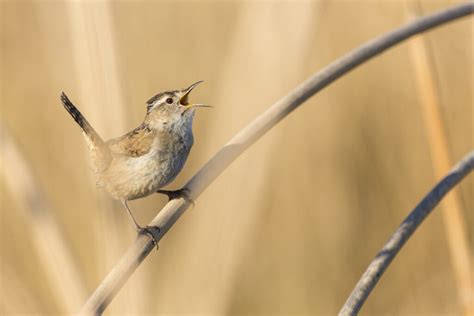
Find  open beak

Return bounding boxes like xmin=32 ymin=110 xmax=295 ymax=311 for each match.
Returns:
xmin=180 ymin=81 xmax=212 ymax=114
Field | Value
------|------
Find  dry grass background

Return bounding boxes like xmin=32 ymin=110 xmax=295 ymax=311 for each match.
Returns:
xmin=0 ymin=0 xmax=472 ymax=315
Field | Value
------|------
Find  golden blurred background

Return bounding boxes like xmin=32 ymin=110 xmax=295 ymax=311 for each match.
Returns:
xmin=0 ymin=0 xmax=472 ymax=315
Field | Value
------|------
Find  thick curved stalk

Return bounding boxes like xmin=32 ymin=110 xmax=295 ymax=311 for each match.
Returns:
xmin=81 ymin=3 xmax=474 ymax=315
xmin=405 ymin=2 xmax=472 ymax=312
xmin=338 ymin=150 xmax=474 ymax=315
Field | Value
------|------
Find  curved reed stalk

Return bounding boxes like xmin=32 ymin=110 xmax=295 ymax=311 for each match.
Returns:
xmin=81 ymin=3 xmax=474 ymax=315
xmin=0 ymin=266 xmax=42 ymax=314
xmin=64 ymin=1 xmax=148 ymax=314
xmin=339 ymin=150 xmax=474 ymax=315
xmin=0 ymin=123 xmax=87 ymax=313
xmin=405 ymin=2 xmax=472 ymax=313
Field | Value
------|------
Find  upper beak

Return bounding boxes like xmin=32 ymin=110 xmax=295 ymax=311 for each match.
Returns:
xmin=180 ymin=81 xmax=212 ymax=111
xmin=180 ymin=81 xmax=203 ymax=106
xmin=185 ymin=80 xmax=204 ymax=93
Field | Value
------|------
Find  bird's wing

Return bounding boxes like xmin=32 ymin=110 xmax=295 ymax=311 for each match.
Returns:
xmin=106 ymin=124 xmax=156 ymax=157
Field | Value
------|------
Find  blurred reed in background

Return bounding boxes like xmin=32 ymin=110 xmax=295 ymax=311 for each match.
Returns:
xmin=0 ymin=1 xmax=472 ymax=315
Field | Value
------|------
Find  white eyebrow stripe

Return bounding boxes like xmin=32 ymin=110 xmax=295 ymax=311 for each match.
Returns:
xmin=146 ymin=91 xmax=181 ymax=113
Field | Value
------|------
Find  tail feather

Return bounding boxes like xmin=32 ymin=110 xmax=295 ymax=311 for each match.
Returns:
xmin=61 ymin=92 xmax=112 ymax=172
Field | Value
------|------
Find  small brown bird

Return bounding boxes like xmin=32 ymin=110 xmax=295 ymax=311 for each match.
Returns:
xmin=61 ymin=81 xmax=209 ymax=239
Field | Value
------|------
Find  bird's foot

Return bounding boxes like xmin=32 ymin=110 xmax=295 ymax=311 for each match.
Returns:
xmin=157 ymin=188 xmax=194 ymax=206
xmin=137 ymin=225 xmax=161 ymax=250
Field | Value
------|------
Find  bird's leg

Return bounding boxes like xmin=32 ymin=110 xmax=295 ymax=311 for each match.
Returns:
xmin=121 ymin=200 xmax=160 ymax=247
xmin=156 ymin=188 xmax=194 ymax=206
xmin=121 ymin=200 xmax=141 ymax=229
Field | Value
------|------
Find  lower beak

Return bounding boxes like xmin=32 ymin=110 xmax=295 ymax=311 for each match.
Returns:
xmin=182 ymin=103 xmax=212 ymax=115
xmin=189 ymin=104 xmax=212 ymax=108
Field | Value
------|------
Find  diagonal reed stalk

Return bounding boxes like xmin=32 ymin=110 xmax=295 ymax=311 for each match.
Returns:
xmin=65 ymin=1 xmax=148 ymax=314
xmin=338 ymin=150 xmax=474 ymax=316
xmin=405 ymin=3 xmax=472 ymax=314
xmin=0 ymin=122 xmax=87 ymax=313
xmin=81 ymin=3 xmax=474 ymax=315
xmin=0 ymin=266 xmax=42 ymax=314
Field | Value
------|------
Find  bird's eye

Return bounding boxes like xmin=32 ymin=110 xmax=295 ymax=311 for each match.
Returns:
xmin=166 ymin=98 xmax=173 ymax=104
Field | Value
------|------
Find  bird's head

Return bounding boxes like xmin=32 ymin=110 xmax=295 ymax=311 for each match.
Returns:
xmin=144 ymin=81 xmax=210 ymax=130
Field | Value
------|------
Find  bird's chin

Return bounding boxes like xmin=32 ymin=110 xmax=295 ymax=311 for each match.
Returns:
xmin=182 ymin=107 xmax=196 ymax=117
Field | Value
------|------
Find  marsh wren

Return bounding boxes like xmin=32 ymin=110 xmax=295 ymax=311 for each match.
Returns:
xmin=61 ymin=81 xmax=209 ymax=240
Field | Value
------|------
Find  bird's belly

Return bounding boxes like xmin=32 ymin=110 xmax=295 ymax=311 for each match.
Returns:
xmin=99 ymin=145 xmax=190 ymax=201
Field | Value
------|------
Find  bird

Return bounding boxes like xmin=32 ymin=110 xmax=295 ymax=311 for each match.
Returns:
xmin=61 ymin=81 xmax=209 ymax=241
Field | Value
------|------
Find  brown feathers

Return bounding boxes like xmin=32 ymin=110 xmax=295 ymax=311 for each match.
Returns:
xmin=106 ymin=124 xmax=156 ymax=157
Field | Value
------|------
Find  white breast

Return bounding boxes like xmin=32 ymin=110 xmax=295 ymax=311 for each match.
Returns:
xmin=99 ymin=114 xmax=194 ymax=201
